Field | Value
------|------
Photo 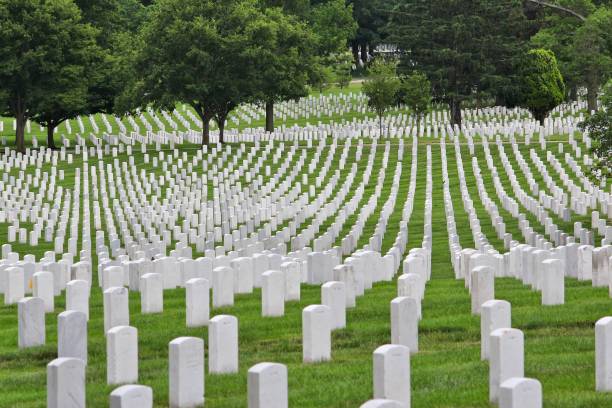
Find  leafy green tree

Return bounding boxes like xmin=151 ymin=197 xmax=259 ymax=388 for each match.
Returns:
xmin=530 ymin=1 xmax=594 ymax=101
xmin=259 ymin=0 xmax=356 ymax=112
xmin=0 ymin=0 xmax=100 ymax=152
xmin=348 ymin=0 xmax=392 ymax=65
xmin=132 ymin=0 xmax=267 ymax=144
xmin=517 ymin=49 xmax=565 ymax=125
xmin=332 ymin=51 xmax=354 ymax=89
xmin=310 ymin=0 xmax=357 ymax=56
xmin=572 ymin=6 xmax=612 ymax=112
xmin=397 ymin=72 xmax=431 ymax=126
xmin=309 ymin=64 xmax=335 ymax=94
xmin=579 ymin=79 xmax=612 ymax=180
xmin=252 ymin=7 xmax=316 ymax=132
xmin=530 ymin=0 xmax=612 ymax=112
xmin=387 ymin=0 xmax=526 ymax=126
xmin=362 ymin=60 xmax=400 ymax=137
xmin=76 ymin=0 xmax=148 ymax=118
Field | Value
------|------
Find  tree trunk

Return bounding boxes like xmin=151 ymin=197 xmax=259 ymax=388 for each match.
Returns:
xmin=379 ymin=114 xmax=383 ymax=138
xmin=217 ymin=115 xmax=226 ymax=144
xmin=449 ymin=99 xmax=462 ymax=128
xmin=534 ymin=110 xmax=546 ymax=126
xmin=265 ymin=100 xmax=274 ymax=133
xmin=47 ymin=123 xmax=56 ymax=150
xmin=15 ymin=111 xmax=26 ymax=154
xmin=202 ymin=117 xmax=210 ymax=146
xmin=587 ymin=77 xmax=598 ymax=113
xmin=569 ymin=85 xmax=578 ymax=101
xmin=193 ymin=103 xmax=211 ymax=146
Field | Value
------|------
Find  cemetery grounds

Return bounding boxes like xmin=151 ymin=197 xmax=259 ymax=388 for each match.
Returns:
xmin=1 ymin=83 xmax=612 ymax=407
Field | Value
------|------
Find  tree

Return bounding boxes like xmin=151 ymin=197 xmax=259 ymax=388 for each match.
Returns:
xmin=133 ymin=0 xmax=266 ymax=144
xmin=76 ymin=0 xmax=149 ymax=118
xmin=517 ymin=49 xmax=565 ymax=125
xmin=252 ymin=7 xmax=316 ymax=133
xmin=310 ymin=0 xmax=357 ymax=57
xmin=572 ymin=6 xmax=612 ymax=112
xmin=530 ymin=1 xmax=612 ymax=111
xmin=579 ymin=79 xmax=612 ymax=180
xmin=0 ymin=0 xmax=100 ymax=152
xmin=256 ymin=0 xmax=356 ymax=128
xmin=348 ymin=0 xmax=392 ymax=65
xmin=387 ymin=0 xmax=526 ymax=127
xmin=332 ymin=51 xmax=354 ymax=89
xmin=362 ymin=60 xmax=400 ymax=137
xmin=397 ymin=72 xmax=431 ymax=126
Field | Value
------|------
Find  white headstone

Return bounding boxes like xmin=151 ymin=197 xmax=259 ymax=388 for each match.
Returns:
xmin=107 ymin=325 xmax=138 ymax=385
xmin=481 ymin=300 xmax=511 ymax=360
xmin=58 ymin=310 xmax=87 ymax=363
xmin=360 ymin=400 xmax=405 ymax=408
xmin=499 ymin=377 xmax=542 ymax=408
xmin=373 ymin=344 xmax=411 ymax=407
xmin=103 ymin=287 xmax=130 ymax=334
xmin=596 ymin=316 xmax=612 ymax=391
xmin=186 ymin=278 xmax=210 ymax=327
xmin=110 ymin=384 xmax=153 ymax=408
xmin=33 ymin=271 xmax=54 ymax=312
xmin=66 ymin=280 xmax=90 ymax=319
xmin=169 ymin=337 xmax=205 ymax=407
xmin=140 ymin=273 xmax=163 ymax=314
xmin=18 ymin=297 xmax=45 ymax=348
xmin=390 ymin=297 xmax=418 ymax=354
xmin=212 ymin=266 xmax=234 ymax=307
xmin=322 ymin=281 xmax=346 ymax=330
xmin=4 ymin=266 xmax=24 ymax=304
xmin=471 ymin=266 xmax=494 ymax=315
xmin=490 ymin=328 xmax=524 ymax=403
xmin=302 ymin=305 xmax=331 ymax=363
xmin=262 ymin=270 xmax=285 ymax=317
xmin=247 ymin=362 xmax=288 ymax=408
xmin=541 ymin=259 xmax=564 ymax=305
xmin=209 ymin=314 xmax=239 ymax=374
xmin=47 ymin=357 xmax=86 ymax=408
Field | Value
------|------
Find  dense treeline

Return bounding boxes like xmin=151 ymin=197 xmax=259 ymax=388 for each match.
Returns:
xmin=0 ymin=0 xmax=610 ymax=153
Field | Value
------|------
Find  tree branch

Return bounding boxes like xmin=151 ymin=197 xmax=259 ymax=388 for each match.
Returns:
xmin=526 ymin=0 xmax=586 ymax=22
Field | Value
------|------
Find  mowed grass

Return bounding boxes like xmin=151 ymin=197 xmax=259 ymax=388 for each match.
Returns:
xmin=1 ymin=137 xmax=612 ymax=405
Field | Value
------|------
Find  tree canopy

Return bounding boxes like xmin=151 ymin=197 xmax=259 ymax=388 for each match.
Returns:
xmin=0 ymin=0 xmax=101 ymax=152
xmin=363 ymin=60 xmax=400 ymax=136
xmin=517 ymin=48 xmax=566 ymax=125
xmin=387 ymin=0 xmax=526 ymax=127
xmin=579 ymin=79 xmax=612 ymax=180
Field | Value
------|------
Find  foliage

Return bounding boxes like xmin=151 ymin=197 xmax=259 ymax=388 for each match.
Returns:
xmin=133 ymin=0 xmax=271 ymax=143
xmin=348 ymin=0 xmax=392 ymax=63
xmin=387 ymin=0 xmax=526 ymax=126
xmin=579 ymin=79 xmax=612 ymax=180
xmin=397 ymin=72 xmax=432 ymax=124
xmin=251 ymin=6 xmax=316 ymax=132
xmin=75 ymin=0 xmax=148 ymax=119
xmin=331 ymin=51 xmax=354 ymax=89
xmin=530 ymin=0 xmax=612 ymax=112
xmin=572 ymin=6 xmax=612 ymax=111
xmin=310 ymin=0 xmax=357 ymax=56
xmin=362 ymin=59 xmax=400 ymax=136
xmin=0 ymin=0 xmax=101 ymax=152
xmin=309 ymin=64 xmax=335 ymax=94
xmin=517 ymin=48 xmax=566 ymax=125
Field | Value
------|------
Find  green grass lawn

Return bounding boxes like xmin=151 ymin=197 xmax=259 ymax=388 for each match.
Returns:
xmin=1 ymin=137 xmax=611 ymax=407
xmin=0 ymin=86 xmax=610 ymax=406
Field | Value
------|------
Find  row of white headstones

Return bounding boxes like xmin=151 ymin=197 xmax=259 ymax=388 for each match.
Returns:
xmin=0 ymin=120 xmax=608 ymax=404
xmin=4 ymin=137 xmax=424 ymax=407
